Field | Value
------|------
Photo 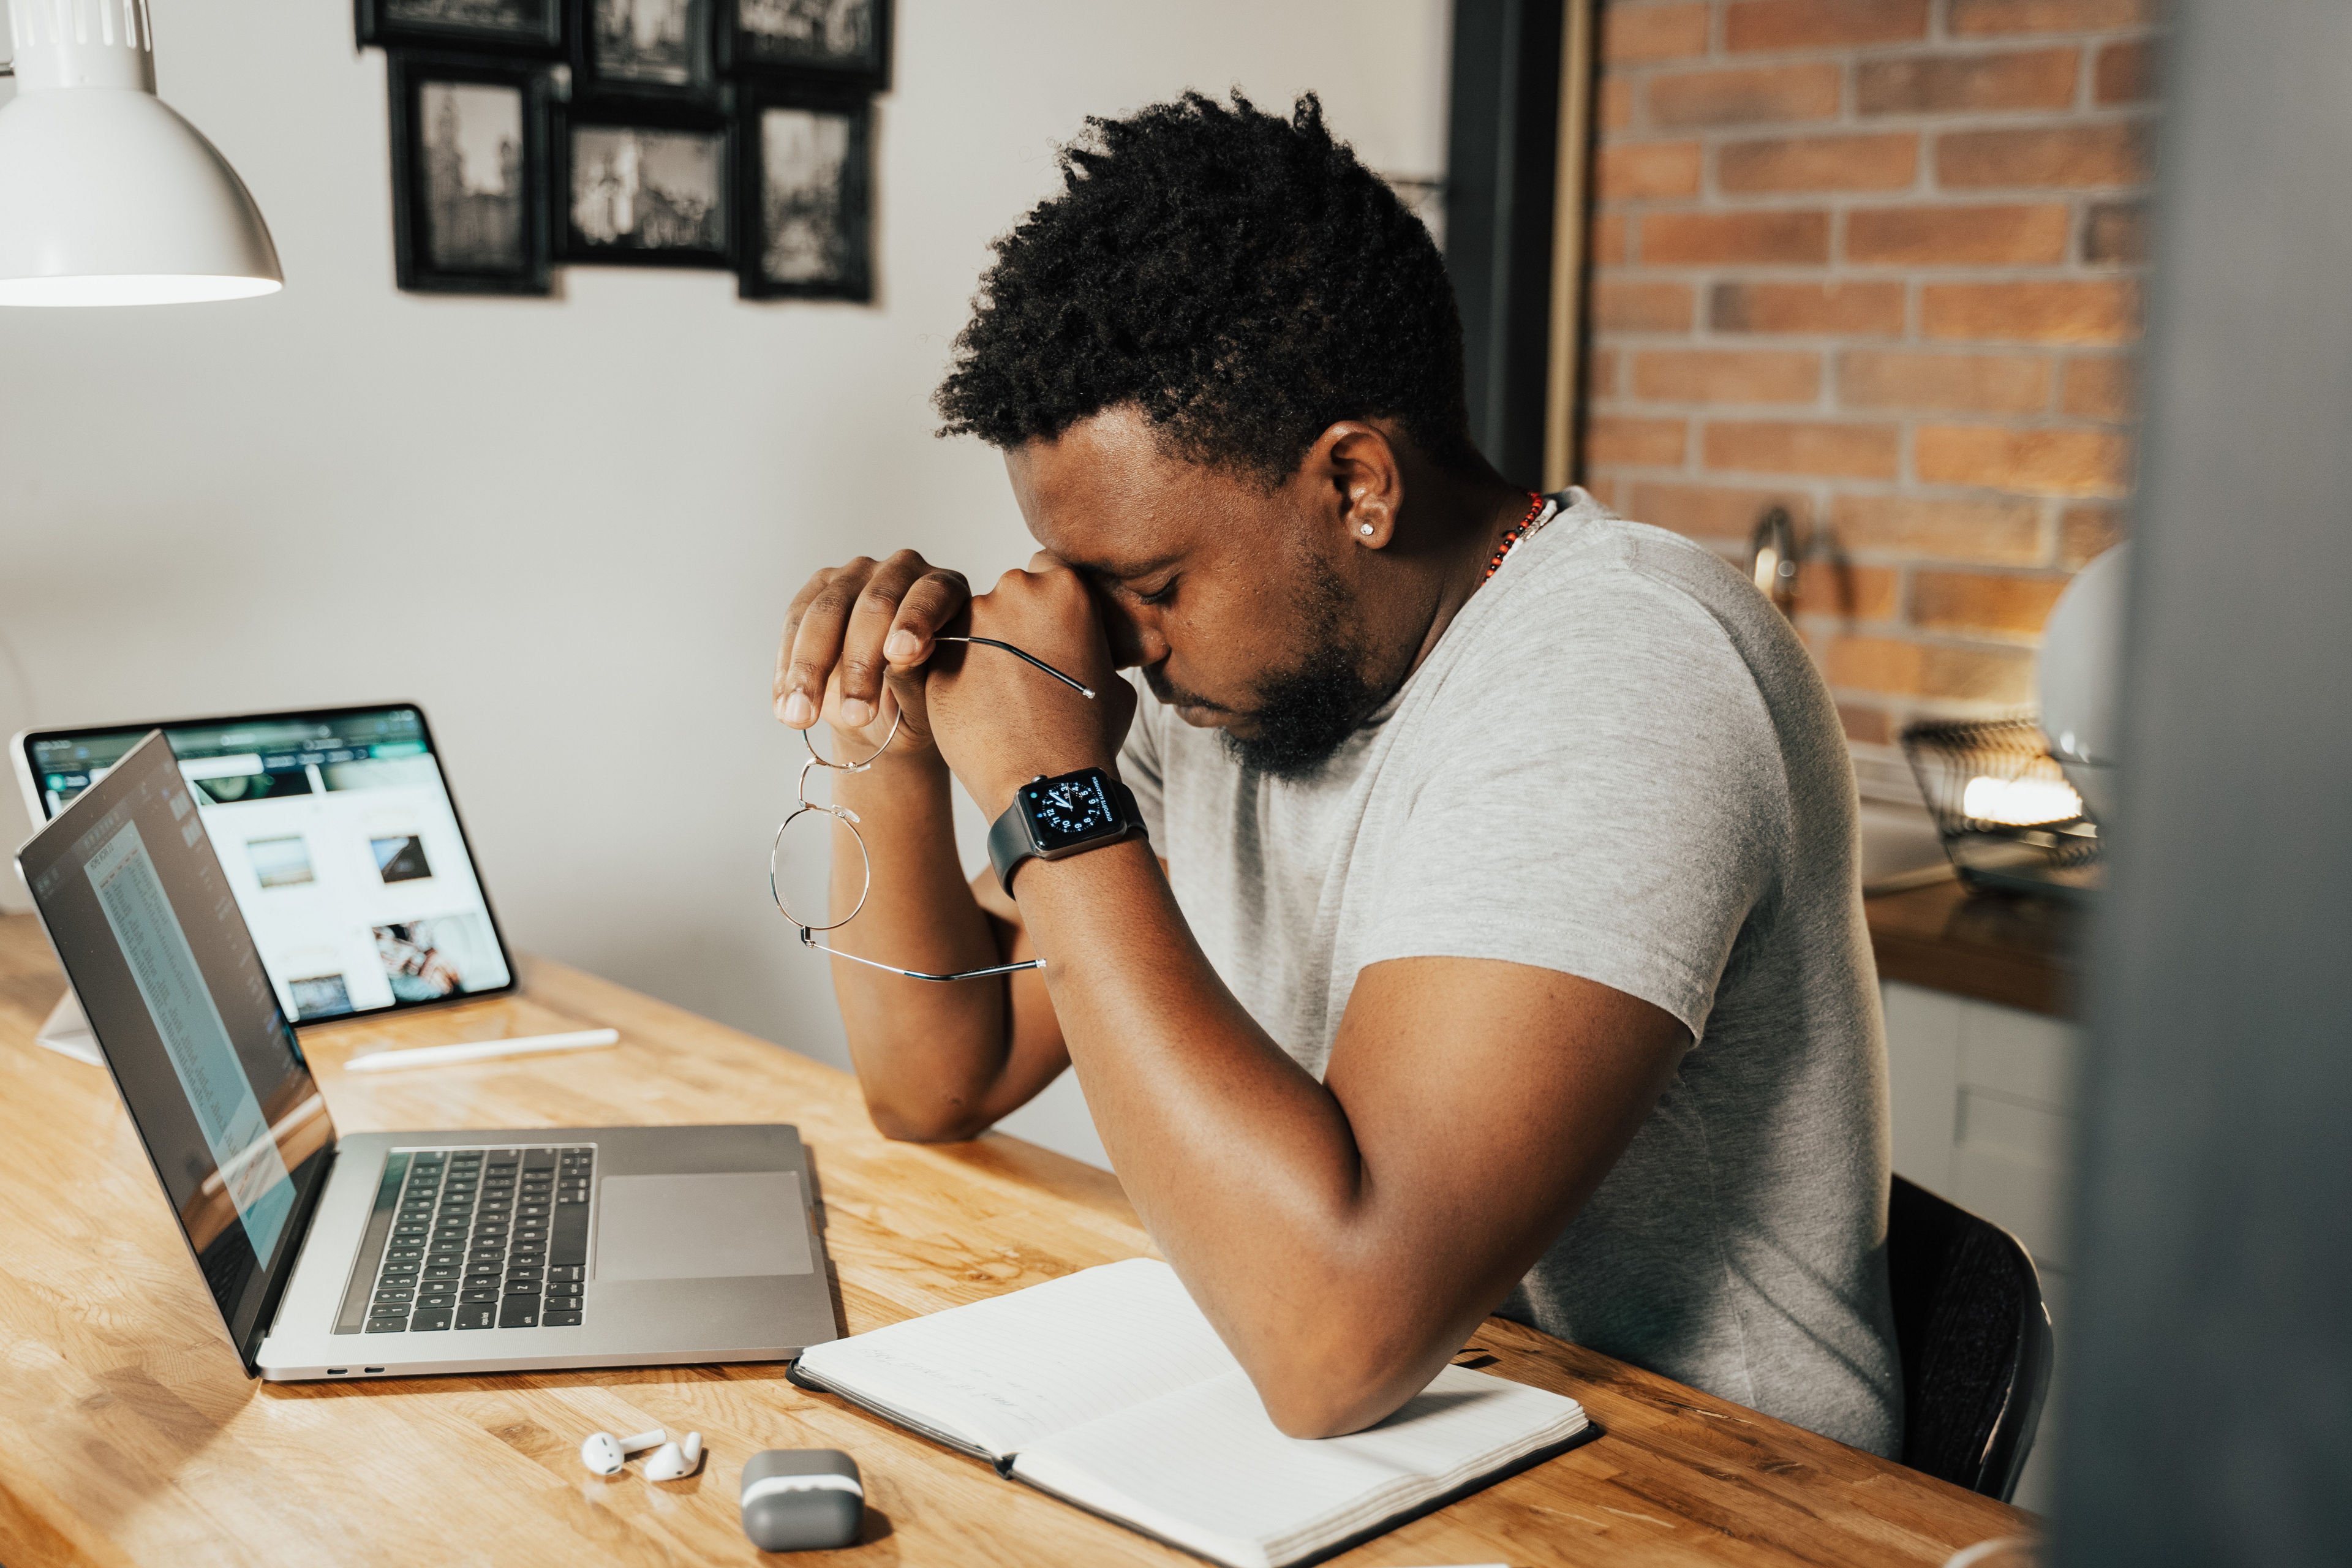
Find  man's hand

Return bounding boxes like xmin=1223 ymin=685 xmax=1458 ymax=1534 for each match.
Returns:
xmin=924 ymin=555 xmax=1138 ymax=816
xmin=774 ymin=550 xmax=971 ymax=758
xmin=772 ymin=551 xmax=1081 ymax=1149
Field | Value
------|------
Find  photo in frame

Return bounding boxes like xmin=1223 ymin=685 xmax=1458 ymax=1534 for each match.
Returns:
xmin=556 ymin=102 xmax=734 ymax=267
xmin=570 ymin=0 xmax=718 ymax=102
xmin=719 ymin=0 xmax=889 ymax=91
xmin=735 ymin=86 xmax=870 ymax=300
xmin=387 ymin=53 xmax=553 ymax=295
xmin=356 ymin=0 xmax=564 ymax=55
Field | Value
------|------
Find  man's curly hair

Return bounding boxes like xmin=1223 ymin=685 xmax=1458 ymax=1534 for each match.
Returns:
xmin=934 ymin=90 xmax=1477 ymax=488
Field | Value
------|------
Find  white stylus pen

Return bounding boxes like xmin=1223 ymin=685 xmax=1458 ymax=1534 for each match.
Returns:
xmin=345 ymin=1028 xmax=620 ymax=1072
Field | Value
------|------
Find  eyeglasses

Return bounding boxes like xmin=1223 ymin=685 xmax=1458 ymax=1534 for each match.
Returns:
xmin=771 ymin=636 xmax=1096 ymax=982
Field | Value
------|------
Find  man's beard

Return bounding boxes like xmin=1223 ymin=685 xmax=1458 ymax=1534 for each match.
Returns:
xmin=1147 ymin=562 xmax=1392 ymax=780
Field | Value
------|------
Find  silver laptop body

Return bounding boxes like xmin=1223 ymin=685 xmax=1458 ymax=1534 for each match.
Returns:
xmin=16 ymin=729 xmax=838 ymax=1383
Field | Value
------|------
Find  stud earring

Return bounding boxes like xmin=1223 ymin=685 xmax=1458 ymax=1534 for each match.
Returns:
xmin=1359 ymin=522 xmax=1376 ymax=536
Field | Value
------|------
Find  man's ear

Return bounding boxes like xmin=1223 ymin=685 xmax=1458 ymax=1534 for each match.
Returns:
xmin=1308 ymin=421 xmax=1404 ymax=549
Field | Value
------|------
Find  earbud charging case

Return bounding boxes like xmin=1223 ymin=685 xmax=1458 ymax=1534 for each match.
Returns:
xmin=739 ymin=1449 xmax=864 ymax=1552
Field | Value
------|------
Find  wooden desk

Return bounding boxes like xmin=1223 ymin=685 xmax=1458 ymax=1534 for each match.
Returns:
xmin=0 ymin=914 xmax=2027 ymax=1566
xmin=1867 ymin=880 xmax=2087 ymax=1019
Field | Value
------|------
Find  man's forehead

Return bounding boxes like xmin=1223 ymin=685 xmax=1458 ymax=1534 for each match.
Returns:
xmin=1031 ymin=514 xmax=1186 ymax=581
xmin=1012 ymin=413 xmax=1242 ymax=574
xmin=1064 ymin=546 xmax=1188 ymax=582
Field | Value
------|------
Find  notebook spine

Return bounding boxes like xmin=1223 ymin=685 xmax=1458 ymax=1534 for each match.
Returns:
xmin=786 ymin=1359 xmax=1007 ymax=1469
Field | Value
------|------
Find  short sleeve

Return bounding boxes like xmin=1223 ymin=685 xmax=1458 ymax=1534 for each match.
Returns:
xmin=1356 ymin=572 xmax=1785 ymax=1041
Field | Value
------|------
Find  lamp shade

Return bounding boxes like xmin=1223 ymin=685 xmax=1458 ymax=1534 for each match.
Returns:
xmin=2037 ymin=542 xmax=2128 ymax=825
xmin=0 ymin=0 xmax=282 ymax=305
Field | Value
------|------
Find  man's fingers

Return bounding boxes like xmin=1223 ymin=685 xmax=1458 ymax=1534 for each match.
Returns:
xmin=780 ymin=557 xmax=875 ymax=727
xmin=775 ymin=570 xmax=841 ymax=718
xmin=772 ymin=552 xmax=963 ymax=731
xmin=838 ymin=551 xmax=934 ymax=725
xmin=886 ymin=569 xmax=972 ymax=666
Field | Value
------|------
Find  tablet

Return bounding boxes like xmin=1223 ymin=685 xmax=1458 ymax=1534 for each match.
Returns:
xmin=13 ymin=703 xmax=517 ymax=1024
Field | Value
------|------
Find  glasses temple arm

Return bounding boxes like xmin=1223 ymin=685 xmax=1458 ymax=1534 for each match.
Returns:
xmin=799 ymin=926 xmax=1047 ymax=982
xmin=931 ymin=636 xmax=1096 ymax=698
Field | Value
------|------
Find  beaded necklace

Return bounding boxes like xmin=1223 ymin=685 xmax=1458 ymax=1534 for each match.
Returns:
xmin=1482 ymin=491 xmax=1552 ymax=582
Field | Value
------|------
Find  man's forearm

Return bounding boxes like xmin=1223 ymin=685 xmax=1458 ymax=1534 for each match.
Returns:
xmin=824 ymin=747 xmax=1025 ymax=1135
xmin=1007 ymin=840 xmax=1477 ymax=1431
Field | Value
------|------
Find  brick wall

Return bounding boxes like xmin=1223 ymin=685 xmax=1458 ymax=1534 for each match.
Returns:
xmin=1580 ymin=0 xmax=2157 ymax=760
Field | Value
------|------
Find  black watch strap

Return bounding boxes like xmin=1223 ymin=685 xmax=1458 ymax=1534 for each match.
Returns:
xmin=987 ymin=770 xmax=1145 ymax=897
xmin=986 ymin=799 xmax=1036 ymax=898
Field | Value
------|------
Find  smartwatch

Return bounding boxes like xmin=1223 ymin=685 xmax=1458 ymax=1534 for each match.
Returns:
xmin=987 ymin=767 xmax=1147 ymax=895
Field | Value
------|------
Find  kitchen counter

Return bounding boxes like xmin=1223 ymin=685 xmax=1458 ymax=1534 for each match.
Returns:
xmin=1866 ymin=877 xmax=2087 ymax=1019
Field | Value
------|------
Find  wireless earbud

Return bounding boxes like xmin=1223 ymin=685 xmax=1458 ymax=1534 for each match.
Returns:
xmin=643 ymin=1431 xmax=704 ymax=1482
xmin=579 ymin=1427 xmax=667 ymax=1477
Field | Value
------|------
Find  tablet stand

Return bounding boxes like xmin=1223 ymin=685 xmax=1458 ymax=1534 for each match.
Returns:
xmin=35 ymin=986 xmax=101 ymax=1066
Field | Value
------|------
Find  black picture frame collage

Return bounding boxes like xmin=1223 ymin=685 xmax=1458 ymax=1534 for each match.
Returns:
xmin=363 ymin=0 xmax=884 ymax=300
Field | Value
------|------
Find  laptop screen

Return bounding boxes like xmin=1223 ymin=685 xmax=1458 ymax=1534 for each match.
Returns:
xmin=18 ymin=704 xmax=514 ymax=1022
xmin=17 ymin=732 xmax=337 ymax=1370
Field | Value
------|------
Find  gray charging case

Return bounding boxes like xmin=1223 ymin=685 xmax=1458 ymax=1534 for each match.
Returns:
xmin=739 ymin=1449 xmax=864 ymax=1552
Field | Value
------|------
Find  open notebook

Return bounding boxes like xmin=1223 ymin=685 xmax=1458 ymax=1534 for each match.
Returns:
xmin=788 ymin=1259 xmax=1593 ymax=1568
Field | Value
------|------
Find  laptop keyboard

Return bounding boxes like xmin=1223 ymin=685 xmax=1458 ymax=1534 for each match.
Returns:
xmin=349 ymin=1145 xmax=594 ymax=1333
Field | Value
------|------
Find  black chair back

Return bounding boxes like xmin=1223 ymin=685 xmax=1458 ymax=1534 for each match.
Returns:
xmin=1887 ymin=1175 xmax=2054 ymax=1502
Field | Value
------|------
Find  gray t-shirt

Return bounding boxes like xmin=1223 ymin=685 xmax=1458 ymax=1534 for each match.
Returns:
xmin=1118 ymin=489 xmax=1901 ymax=1455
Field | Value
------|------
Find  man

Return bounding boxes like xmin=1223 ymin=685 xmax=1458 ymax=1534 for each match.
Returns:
xmin=772 ymin=92 xmax=1900 ymax=1453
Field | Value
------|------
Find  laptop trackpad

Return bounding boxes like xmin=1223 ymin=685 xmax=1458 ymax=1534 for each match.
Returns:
xmin=595 ymin=1172 xmax=813 ymax=1281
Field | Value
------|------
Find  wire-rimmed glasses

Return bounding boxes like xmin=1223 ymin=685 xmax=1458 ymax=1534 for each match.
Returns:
xmin=771 ymin=636 xmax=1096 ymax=982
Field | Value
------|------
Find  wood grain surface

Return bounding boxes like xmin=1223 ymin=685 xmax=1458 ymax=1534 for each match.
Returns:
xmin=1866 ymin=881 xmax=2084 ymax=1017
xmin=0 ymin=913 xmax=2030 ymax=1567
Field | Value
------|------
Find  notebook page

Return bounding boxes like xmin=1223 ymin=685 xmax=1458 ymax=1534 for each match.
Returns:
xmin=1009 ymin=1364 xmax=1586 ymax=1568
xmin=791 ymin=1259 xmax=1239 ymax=1460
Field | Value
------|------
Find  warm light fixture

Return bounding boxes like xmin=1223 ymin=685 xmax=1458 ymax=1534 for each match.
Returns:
xmin=1962 ymin=774 xmax=2085 ymax=828
xmin=0 ymin=0 xmax=282 ymax=306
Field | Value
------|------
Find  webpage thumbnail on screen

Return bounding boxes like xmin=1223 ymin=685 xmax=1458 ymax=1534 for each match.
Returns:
xmin=31 ymin=709 xmax=510 ymax=1020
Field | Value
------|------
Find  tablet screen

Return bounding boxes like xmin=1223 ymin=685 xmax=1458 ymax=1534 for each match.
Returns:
xmin=20 ymin=704 xmax=515 ymax=1022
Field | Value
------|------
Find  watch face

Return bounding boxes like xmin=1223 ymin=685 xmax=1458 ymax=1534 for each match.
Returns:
xmin=1024 ymin=772 xmax=1120 ymax=852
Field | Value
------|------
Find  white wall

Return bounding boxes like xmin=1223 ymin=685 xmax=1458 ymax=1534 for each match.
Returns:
xmin=0 ymin=0 xmax=1449 ymax=1168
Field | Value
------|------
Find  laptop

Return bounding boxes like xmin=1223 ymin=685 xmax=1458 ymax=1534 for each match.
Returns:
xmin=16 ymin=729 xmax=839 ymax=1381
xmin=13 ymin=703 xmax=519 ymax=1046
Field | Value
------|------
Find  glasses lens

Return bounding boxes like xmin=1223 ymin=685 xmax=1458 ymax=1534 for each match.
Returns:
xmin=771 ymin=805 xmax=867 ymax=932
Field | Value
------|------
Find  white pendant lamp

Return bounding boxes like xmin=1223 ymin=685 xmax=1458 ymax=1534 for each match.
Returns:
xmin=0 ymin=0 xmax=281 ymax=306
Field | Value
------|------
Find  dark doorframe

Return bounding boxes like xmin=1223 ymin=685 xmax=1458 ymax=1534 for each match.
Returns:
xmin=1444 ymin=0 xmax=1593 ymax=492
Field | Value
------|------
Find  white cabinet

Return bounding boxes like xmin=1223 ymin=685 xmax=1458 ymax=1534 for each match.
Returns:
xmin=1882 ymin=981 xmax=2081 ymax=1262
xmin=1955 ymin=1093 xmax=2075 ymax=1267
xmin=1880 ymin=979 xmax=2081 ymax=1513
